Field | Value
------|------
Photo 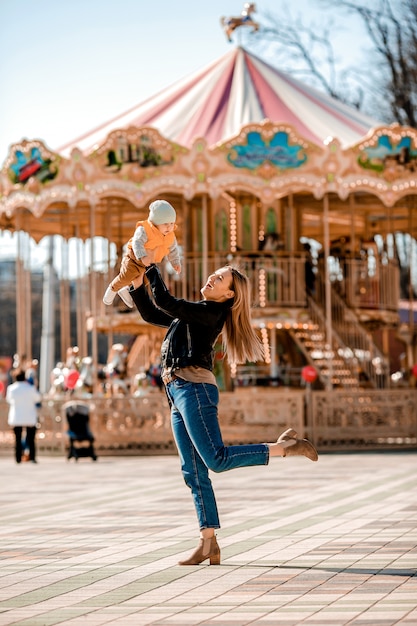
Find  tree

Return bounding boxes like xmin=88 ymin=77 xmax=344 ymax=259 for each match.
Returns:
xmin=252 ymin=9 xmax=366 ymax=111
xmin=251 ymin=0 xmax=417 ymax=127
xmin=332 ymin=0 xmax=417 ymax=127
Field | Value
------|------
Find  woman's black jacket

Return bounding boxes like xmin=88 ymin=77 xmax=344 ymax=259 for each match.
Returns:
xmin=131 ymin=265 xmax=232 ymax=372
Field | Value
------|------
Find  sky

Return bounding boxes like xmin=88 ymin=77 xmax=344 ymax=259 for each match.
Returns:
xmin=0 ymin=0 xmax=365 ymax=166
xmin=0 ymin=0 xmax=364 ymax=269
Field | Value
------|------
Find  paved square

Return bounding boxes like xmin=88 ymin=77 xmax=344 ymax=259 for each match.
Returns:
xmin=0 ymin=451 xmax=416 ymax=625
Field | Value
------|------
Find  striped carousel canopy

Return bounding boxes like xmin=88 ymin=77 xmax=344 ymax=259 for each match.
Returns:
xmin=59 ymin=46 xmax=379 ymax=156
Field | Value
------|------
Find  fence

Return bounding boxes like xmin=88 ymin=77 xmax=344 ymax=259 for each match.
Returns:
xmin=1 ymin=387 xmax=416 ymax=457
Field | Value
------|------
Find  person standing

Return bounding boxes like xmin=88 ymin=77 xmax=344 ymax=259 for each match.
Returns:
xmin=6 ymin=369 xmax=41 ymax=464
xmin=130 ymin=264 xmax=318 ymax=566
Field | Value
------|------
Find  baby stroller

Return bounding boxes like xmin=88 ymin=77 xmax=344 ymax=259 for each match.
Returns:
xmin=64 ymin=401 xmax=97 ymax=461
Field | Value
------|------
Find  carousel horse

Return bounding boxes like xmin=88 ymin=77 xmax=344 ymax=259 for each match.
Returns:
xmin=48 ymin=356 xmax=100 ymax=397
xmin=220 ymin=2 xmax=259 ymax=42
xmin=48 ymin=347 xmax=83 ymax=396
xmin=74 ymin=356 xmax=95 ymax=396
xmin=66 ymin=346 xmax=80 ymax=370
xmin=48 ymin=362 xmax=67 ymax=396
xmin=104 ymin=343 xmax=129 ymax=396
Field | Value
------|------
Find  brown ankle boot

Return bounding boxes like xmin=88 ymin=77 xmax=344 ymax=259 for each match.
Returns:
xmin=178 ymin=536 xmax=221 ymax=566
xmin=277 ymin=428 xmax=298 ymax=442
xmin=281 ymin=436 xmax=318 ymax=462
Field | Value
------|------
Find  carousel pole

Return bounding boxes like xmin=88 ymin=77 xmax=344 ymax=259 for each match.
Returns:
xmin=269 ymin=326 xmax=278 ymax=381
xmin=59 ymin=238 xmax=71 ymax=361
xmin=105 ymin=198 xmax=113 ymax=358
xmin=181 ymin=196 xmax=188 ymax=299
xmin=202 ymin=194 xmax=208 ymax=280
xmin=89 ymin=200 xmax=98 ymax=390
xmin=39 ymin=236 xmax=56 ymax=393
xmin=349 ymin=194 xmax=356 ymax=304
xmin=408 ymin=200 xmax=416 ymax=371
xmin=24 ymin=233 xmax=33 ymax=360
xmin=75 ymin=237 xmax=88 ymax=358
xmin=15 ymin=220 xmax=28 ymax=363
xmin=323 ymin=194 xmax=333 ymax=392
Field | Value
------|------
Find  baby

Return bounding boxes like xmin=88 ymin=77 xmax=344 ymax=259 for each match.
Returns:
xmin=103 ymin=199 xmax=181 ymax=308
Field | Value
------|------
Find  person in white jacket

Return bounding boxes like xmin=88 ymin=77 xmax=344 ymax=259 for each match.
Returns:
xmin=6 ymin=369 xmax=41 ymax=463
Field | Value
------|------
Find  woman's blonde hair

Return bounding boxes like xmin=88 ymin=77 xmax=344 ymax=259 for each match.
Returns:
xmin=221 ymin=266 xmax=264 ymax=365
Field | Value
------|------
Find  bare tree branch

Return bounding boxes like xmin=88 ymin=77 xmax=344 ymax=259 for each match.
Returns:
xmin=248 ymin=0 xmax=417 ymax=127
xmin=322 ymin=0 xmax=417 ymax=126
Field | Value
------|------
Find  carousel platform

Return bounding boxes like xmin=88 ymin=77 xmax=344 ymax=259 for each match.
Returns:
xmin=0 ymin=451 xmax=416 ymax=625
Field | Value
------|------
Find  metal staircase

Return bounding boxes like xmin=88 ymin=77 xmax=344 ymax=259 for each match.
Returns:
xmin=127 ymin=335 xmax=151 ymax=378
xmin=290 ymin=297 xmax=361 ymax=389
xmin=290 ymin=273 xmax=390 ymax=389
xmin=323 ymin=284 xmax=390 ymax=388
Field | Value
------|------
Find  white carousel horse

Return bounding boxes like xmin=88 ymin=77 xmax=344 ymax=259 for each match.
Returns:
xmin=74 ymin=356 xmax=95 ymax=396
xmin=104 ymin=343 xmax=129 ymax=396
xmin=48 ymin=356 xmax=102 ymax=397
xmin=65 ymin=346 xmax=80 ymax=370
xmin=220 ymin=3 xmax=259 ymax=42
xmin=48 ymin=362 xmax=67 ymax=396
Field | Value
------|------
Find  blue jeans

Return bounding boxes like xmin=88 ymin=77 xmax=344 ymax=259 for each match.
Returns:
xmin=165 ymin=378 xmax=269 ymax=530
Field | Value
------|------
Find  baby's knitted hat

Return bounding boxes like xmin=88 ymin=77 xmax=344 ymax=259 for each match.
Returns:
xmin=148 ymin=200 xmax=176 ymax=225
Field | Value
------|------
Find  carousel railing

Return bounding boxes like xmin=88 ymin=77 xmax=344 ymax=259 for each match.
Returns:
xmin=320 ymin=256 xmax=400 ymax=312
xmin=311 ymin=388 xmax=417 ymax=450
xmin=348 ymin=258 xmax=400 ymax=311
xmin=93 ymin=253 xmax=398 ymax=313
xmin=1 ymin=386 xmax=416 ymax=456
xmin=93 ymin=252 xmax=309 ymax=311
xmin=240 ymin=253 xmax=307 ymax=307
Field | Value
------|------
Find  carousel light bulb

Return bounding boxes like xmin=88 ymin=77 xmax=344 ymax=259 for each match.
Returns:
xmin=260 ymin=328 xmax=270 ymax=363
xmin=259 ymin=268 xmax=266 ymax=307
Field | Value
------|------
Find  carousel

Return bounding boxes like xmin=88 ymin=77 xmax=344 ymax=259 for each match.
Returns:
xmin=1 ymin=6 xmax=416 ymax=454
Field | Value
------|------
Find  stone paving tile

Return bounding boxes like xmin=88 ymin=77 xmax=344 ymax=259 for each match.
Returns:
xmin=0 ymin=451 xmax=416 ymax=625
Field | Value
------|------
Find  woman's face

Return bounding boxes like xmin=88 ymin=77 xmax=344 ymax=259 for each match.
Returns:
xmin=201 ymin=267 xmax=235 ymax=302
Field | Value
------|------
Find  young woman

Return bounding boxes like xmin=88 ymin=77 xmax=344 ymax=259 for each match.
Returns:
xmin=131 ymin=264 xmax=318 ymax=566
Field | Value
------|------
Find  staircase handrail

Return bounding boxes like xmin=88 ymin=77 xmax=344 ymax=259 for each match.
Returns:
xmin=315 ymin=272 xmax=390 ymax=388
xmin=127 ymin=335 xmax=149 ymax=377
xmin=306 ymin=295 xmax=360 ymax=388
xmin=329 ymin=286 xmax=390 ymax=388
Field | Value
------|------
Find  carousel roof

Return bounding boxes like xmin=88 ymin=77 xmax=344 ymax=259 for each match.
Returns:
xmin=59 ymin=47 xmax=379 ymax=156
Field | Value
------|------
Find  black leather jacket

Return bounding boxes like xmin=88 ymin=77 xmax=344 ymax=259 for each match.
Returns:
xmin=131 ymin=265 xmax=232 ymax=372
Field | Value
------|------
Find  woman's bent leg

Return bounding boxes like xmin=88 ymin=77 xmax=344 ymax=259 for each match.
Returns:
xmin=169 ymin=379 xmax=269 ymax=473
